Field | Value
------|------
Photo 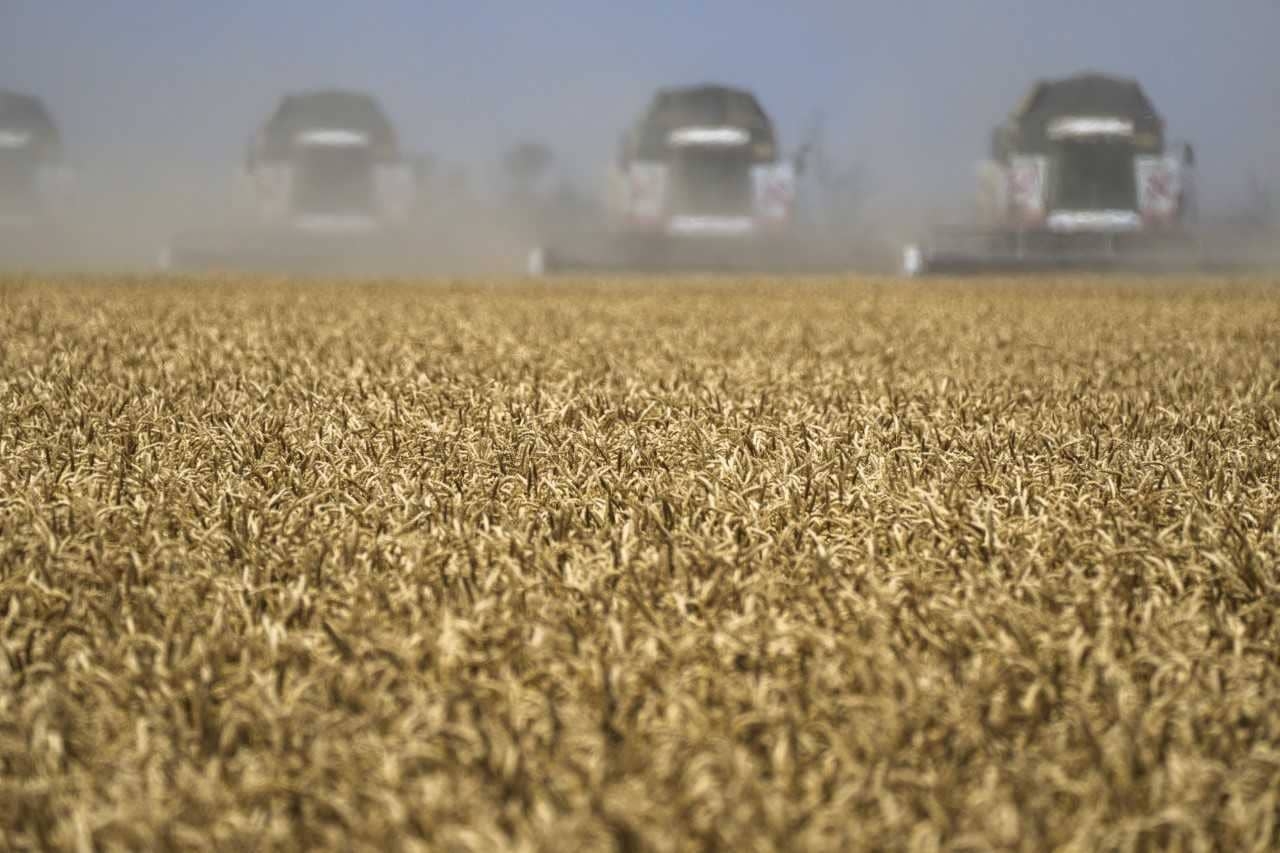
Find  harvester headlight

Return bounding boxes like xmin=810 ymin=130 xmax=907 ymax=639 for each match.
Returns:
xmin=0 ymin=130 xmax=32 ymax=149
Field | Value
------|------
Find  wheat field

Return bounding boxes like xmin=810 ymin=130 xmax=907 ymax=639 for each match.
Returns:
xmin=1 ymin=275 xmax=1278 ymax=851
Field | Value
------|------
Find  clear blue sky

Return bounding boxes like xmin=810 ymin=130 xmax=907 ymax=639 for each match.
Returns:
xmin=3 ymin=1 xmax=1278 ymax=209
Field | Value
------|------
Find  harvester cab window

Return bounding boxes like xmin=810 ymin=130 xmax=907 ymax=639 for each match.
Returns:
xmin=293 ymin=145 xmax=377 ymax=216
xmin=1050 ymin=139 xmax=1137 ymax=212
xmin=657 ymin=90 xmax=736 ymax=127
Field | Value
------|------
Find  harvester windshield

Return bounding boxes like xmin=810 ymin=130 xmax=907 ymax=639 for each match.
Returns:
xmin=669 ymin=148 xmax=755 ymax=216
xmin=1051 ymin=139 xmax=1137 ymax=211
xmin=291 ymin=146 xmax=376 ymax=215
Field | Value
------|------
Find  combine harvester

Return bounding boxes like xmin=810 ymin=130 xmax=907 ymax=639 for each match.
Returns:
xmin=529 ymin=84 xmax=861 ymax=276
xmin=163 ymin=90 xmax=423 ymax=274
xmin=0 ymin=90 xmax=74 ymax=269
xmin=902 ymin=72 xmax=1273 ymax=276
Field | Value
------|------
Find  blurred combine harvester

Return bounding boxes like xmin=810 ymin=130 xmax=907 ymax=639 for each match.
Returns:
xmin=529 ymin=83 xmax=860 ymax=275
xmin=901 ymin=72 xmax=1232 ymax=276
xmin=163 ymin=90 xmax=423 ymax=274
xmin=0 ymin=90 xmax=73 ymax=268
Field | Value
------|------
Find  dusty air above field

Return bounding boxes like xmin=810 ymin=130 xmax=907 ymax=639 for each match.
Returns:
xmin=1 ymin=69 xmax=1278 ymax=277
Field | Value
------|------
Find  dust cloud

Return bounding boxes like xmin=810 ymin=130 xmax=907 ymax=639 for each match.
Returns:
xmin=0 ymin=2 xmax=1276 ymax=275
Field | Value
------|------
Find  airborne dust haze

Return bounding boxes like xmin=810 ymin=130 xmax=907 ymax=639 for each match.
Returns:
xmin=1 ymin=0 xmax=1278 ymax=273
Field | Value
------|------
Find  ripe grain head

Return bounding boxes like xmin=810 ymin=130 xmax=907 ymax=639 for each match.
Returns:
xmin=1 ymin=275 xmax=1278 ymax=851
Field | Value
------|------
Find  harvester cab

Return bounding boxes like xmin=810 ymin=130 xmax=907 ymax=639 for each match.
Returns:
xmin=0 ymin=90 xmax=72 ymax=229
xmin=904 ymin=73 xmax=1214 ymax=276
xmin=163 ymin=89 xmax=423 ymax=273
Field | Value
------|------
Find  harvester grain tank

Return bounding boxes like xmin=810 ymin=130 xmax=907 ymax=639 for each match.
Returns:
xmin=903 ymin=73 xmax=1205 ymax=275
xmin=163 ymin=90 xmax=423 ymax=273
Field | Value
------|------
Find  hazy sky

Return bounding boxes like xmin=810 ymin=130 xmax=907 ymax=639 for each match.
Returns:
xmin=3 ymin=1 xmax=1278 ymax=211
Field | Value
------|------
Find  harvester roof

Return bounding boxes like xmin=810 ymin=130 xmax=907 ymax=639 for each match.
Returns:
xmin=0 ymin=90 xmax=61 ymax=153
xmin=999 ymin=73 xmax=1165 ymax=154
xmin=259 ymin=89 xmax=398 ymax=153
xmin=632 ymin=83 xmax=778 ymax=160
xmin=648 ymin=84 xmax=772 ymax=127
